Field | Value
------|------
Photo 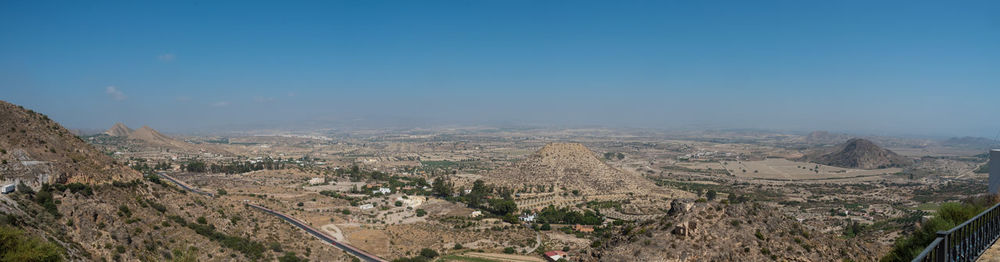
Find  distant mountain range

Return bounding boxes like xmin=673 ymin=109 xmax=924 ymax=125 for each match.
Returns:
xmin=103 ymin=123 xmax=231 ymax=155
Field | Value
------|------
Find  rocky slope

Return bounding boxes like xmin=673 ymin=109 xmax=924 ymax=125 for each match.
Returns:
xmin=0 ymin=101 xmax=137 ymax=185
xmin=593 ymin=200 xmax=880 ymax=261
xmin=0 ymin=100 xmax=350 ymax=261
xmin=103 ymin=122 xmax=231 ymax=155
xmin=104 ymin=122 xmax=133 ymax=137
xmin=802 ymin=138 xmax=911 ymax=169
xmin=488 ymin=143 xmax=672 ymax=195
xmin=129 ymin=125 xmax=191 ymax=149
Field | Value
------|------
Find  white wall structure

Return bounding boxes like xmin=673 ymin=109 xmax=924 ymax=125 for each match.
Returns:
xmin=990 ymin=149 xmax=1000 ymax=194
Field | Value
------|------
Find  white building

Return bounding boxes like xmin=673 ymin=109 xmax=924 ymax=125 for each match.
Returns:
xmin=372 ymin=187 xmax=392 ymax=195
xmin=308 ymin=177 xmax=325 ymax=185
xmin=470 ymin=211 xmax=482 ymax=218
xmin=519 ymin=214 xmax=536 ymax=222
xmin=1 ymin=184 xmax=15 ymax=194
xmin=359 ymin=204 xmax=374 ymax=210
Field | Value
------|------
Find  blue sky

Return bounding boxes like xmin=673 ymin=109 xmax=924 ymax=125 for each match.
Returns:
xmin=1 ymin=1 xmax=998 ymax=136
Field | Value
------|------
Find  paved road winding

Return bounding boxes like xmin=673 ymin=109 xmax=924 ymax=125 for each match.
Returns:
xmin=248 ymin=203 xmax=388 ymax=262
xmin=156 ymin=172 xmax=385 ymax=261
xmin=157 ymin=172 xmax=214 ymax=197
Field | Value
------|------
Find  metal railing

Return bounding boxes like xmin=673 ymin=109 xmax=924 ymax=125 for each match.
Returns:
xmin=913 ymin=201 xmax=1000 ymax=262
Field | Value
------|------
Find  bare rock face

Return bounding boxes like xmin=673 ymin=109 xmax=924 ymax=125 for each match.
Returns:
xmin=812 ymin=138 xmax=911 ymax=169
xmin=668 ymin=199 xmax=694 ymax=215
xmin=671 ymin=220 xmax=697 ymax=237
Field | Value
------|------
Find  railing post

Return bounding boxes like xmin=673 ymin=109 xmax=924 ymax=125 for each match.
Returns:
xmin=937 ymin=231 xmax=949 ymax=262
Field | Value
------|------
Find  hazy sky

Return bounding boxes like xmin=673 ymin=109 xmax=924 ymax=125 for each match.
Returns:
xmin=2 ymin=1 xmax=998 ymax=137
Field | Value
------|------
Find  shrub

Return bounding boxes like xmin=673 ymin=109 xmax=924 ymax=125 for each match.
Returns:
xmin=415 ymin=209 xmax=427 ymax=217
xmin=419 ymin=248 xmax=439 ymax=258
xmin=882 ymin=200 xmax=993 ymax=261
xmin=118 ymin=205 xmax=131 ymax=217
xmin=278 ymin=252 xmax=306 ymax=262
xmin=706 ymin=190 xmax=718 ymax=201
xmin=0 ymin=225 xmax=63 ymax=261
xmin=503 ymin=247 xmax=516 ymax=254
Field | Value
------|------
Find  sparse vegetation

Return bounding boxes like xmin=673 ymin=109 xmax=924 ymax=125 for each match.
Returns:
xmin=0 ymin=225 xmax=64 ymax=261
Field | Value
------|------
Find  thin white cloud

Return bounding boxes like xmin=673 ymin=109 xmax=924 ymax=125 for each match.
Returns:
xmin=105 ymin=86 xmax=127 ymax=101
xmin=211 ymin=101 xmax=230 ymax=107
xmin=287 ymin=92 xmax=296 ymax=97
xmin=158 ymin=53 xmax=176 ymax=62
xmin=175 ymin=96 xmax=191 ymax=102
xmin=254 ymin=96 xmax=275 ymax=103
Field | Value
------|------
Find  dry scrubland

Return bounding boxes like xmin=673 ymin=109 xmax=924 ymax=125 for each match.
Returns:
xmin=2 ymin=99 xmax=993 ymax=261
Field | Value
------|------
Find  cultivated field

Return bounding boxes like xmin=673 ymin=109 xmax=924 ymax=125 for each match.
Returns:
xmin=722 ymin=158 xmax=901 ymax=181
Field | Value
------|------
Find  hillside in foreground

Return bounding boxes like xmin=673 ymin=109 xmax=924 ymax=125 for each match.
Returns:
xmin=0 ymin=100 xmax=353 ymax=261
xmin=594 ymin=200 xmax=881 ymax=261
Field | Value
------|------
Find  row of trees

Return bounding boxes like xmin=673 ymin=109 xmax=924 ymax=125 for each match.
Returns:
xmin=182 ymin=159 xmax=286 ymax=174
xmin=536 ymin=205 xmax=602 ymax=225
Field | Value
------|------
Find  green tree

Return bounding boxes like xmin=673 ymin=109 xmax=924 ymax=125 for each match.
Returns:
xmin=431 ymin=177 xmax=453 ymax=197
xmin=278 ymin=252 xmax=306 ymax=262
xmin=419 ymin=248 xmax=439 ymax=259
xmin=882 ymin=201 xmax=991 ymax=261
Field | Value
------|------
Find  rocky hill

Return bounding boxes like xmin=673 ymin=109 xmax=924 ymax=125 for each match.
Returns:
xmin=593 ymin=200 xmax=880 ymax=261
xmin=806 ymin=138 xmax=911 ymax=169
xmin=488 ymin=143 xmax=668 ymax=195
xmin=103 ymin=122 xmax=231 ymax=155
xmin=0 ymin=101 xmax=347 ymax=261
xmin=0 ymin=101 xmax=137 ymax=185
xmin=104 ymin=122 xmax=133 ymax=137
xmin=129 ymin=125 xmax=191 ymax=149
